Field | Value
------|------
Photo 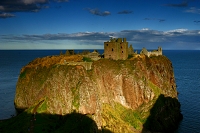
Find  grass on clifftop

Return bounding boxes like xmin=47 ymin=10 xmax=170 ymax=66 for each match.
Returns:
xmin=82 ymin=57 xmax=93 ymax=62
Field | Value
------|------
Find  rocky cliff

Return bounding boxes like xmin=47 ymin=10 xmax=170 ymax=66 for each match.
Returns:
xmin=10 ymin=54 xmax=182 ymax=132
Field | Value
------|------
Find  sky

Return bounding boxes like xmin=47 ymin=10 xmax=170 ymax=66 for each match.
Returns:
xmin=0 ymin=0 xmax=200 ymax=50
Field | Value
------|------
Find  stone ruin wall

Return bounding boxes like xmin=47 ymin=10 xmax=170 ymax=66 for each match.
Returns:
xmin=140 ymin=47 xmax=162 ymax=57
xmin=147 ymin=50 xmax=162 ymax=57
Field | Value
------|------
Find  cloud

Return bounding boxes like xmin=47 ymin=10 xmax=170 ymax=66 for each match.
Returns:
xmin=86 ymin=8 xmax=111 ymax=16
xmin=54 ymin=0 xmax=69 ymax=2
xmin=164 ymin=1 xmax=188 ymax=7
xmin=0 ymin=0 xmax=68 ymax=18
xmin=158 ymin=19 xmax=165 ymax=22
xmin=1 ymin=29 xmax=200 ymax=49
xmin=0 ymin=12 xmax=15 ymax=18
xmin=185 ymin=7 xmax=200 ymax=14
xmin=1 ymin=32 xmax=111 ymax=42
xmin=144 ymin=18 xmax=166 ymax=22
xmin=118 ymin=10 xmax=133 ymax=14
xmin=165 ymin=28 xmax=188 ymax=33
xmin=141 ymin=28 xmax=149 ymax=31
xmin=194 ymin=20 xmax=200 ymax=23
xmin=0 ymin=0 xmax=48 ymax=12
xmin=21 ymin=0 xmax=48 ymax=5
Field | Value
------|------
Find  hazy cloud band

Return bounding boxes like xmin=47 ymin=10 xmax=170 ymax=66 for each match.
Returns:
xmin=1 ymin=29 xmax=200 ymax=49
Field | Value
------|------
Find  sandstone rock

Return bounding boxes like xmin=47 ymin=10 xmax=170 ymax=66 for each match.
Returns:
xmin=14 ymin=55 xmax=182 ymax=132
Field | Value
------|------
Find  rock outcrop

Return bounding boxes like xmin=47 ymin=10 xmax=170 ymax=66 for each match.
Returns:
xmin=13 ymin=54 xmax=182 ymax=132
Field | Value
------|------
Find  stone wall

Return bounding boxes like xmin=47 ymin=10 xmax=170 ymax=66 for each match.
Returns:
xmin=65 ymin=62 xmax=93 ymax=70
xmin=83 ymin=51 xmax=101 ymax=61
xmin=128 ymin=44 xmax=134 ymax=55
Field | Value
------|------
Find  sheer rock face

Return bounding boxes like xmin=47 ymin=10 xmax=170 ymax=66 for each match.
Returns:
xmin=14 ymin=55 xmax=180 ymax=132
xmin=91 ymin=55 xmax=177 ymax=109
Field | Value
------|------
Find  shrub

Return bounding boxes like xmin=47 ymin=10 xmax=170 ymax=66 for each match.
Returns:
xmin=83 ymin=57 xmax=93 ymax=62
xmin=128 ymin=54 xmax=133 ymax=59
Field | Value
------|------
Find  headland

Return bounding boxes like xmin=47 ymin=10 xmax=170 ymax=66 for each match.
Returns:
xmin=0 ymin=38 xmax=182 ymax=133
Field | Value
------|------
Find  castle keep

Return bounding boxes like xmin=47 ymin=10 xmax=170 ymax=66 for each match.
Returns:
xmin=104 ymin=38 xmax=128 ymax=60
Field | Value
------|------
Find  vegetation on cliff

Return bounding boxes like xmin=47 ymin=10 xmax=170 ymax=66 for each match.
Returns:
xmin=0 ymin=54 xmax=182 ymax=133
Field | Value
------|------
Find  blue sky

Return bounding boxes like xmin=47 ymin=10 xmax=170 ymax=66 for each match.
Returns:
xmin=0 ymin=0 xmax=200 ymax=50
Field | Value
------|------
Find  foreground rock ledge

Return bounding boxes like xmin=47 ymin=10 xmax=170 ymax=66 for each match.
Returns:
xmin=10 ymin=55 xmax=182 ymax=132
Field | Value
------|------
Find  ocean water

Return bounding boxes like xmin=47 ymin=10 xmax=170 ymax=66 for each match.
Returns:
xmin=164 ymin=50 xmax=200 ymax=133
xmin=0 ymin=50 xmax=200 ymax=132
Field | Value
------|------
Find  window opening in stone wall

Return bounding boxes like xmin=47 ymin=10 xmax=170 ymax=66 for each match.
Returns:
xmin=121 ymin=46 xmax=122 ymax=49
xmin=107 ymin=44 xmax=108 ymax=46
xmin=112 ymin=48 xmax=113 ymax=51
xmin=122 ymin=51 xmax=123 ymax=53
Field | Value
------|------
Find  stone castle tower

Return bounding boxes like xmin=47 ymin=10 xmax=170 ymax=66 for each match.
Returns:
xmin=104 ymin=38 xmax=128 ymax=60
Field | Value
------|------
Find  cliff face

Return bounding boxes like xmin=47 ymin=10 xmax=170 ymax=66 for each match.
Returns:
xmin=14 ymin=54 xmax=182 ymax=132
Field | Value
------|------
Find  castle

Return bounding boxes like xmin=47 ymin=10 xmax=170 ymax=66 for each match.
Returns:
xmin=104 ymin=38 xmax=162 ymax=60
xmin=104 ymin=38 xmax=128 ymax=60
xmin=64 ymin=38 xmax=162 ymax=64
xmin=62 ymin=38 xmax=163 ymax=70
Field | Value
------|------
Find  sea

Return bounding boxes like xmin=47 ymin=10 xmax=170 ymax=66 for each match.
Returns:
xmin=0 ymin=50 xmax=200 ymax=133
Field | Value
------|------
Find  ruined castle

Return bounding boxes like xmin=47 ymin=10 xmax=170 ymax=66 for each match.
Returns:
xmin=104 ymin=38 xmax=162 ymax=60
xmin=62 ymin=38 xmax=163 ymax=70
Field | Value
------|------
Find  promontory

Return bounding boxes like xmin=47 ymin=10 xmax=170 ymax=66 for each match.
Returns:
xmin=0 ymin=38 xmax=182 ymax=133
